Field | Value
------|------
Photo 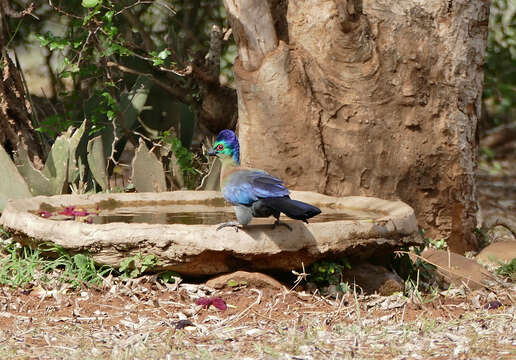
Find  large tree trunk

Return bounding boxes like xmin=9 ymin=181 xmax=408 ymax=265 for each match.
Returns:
xmin=223 ymin=0 xmax=489 ymax=253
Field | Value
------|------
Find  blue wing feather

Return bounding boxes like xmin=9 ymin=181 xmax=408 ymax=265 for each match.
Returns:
xmin=223 ymin=170 xmax=289 ymax=205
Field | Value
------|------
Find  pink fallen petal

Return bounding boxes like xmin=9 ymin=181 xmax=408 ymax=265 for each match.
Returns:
xmin=211 ymin=297 xmax=227 ymax=311
xmin=195 ymin=297 xmax=213 ymax=308
xmin=58 ymin=206 xmax=76 ymax=216
xmin=39 ymin=211 xmax=52 ymax=218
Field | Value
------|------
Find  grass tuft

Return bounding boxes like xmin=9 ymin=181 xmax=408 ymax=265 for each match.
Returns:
xmin=0 ymin=226 xmax=113 ymax=288
xmin=495 ymin=257 xmax=516 ymax=281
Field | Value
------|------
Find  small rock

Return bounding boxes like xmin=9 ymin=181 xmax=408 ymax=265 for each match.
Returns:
xmin=340 ymin=263 xmax=404 ymax=296
xmin=476 ymin=241 xmax=516 ymax=268
xmin=422 ymin=249 xmax=494 ymax=290
xmin=205 ymin=271 xmax=285 ymax=290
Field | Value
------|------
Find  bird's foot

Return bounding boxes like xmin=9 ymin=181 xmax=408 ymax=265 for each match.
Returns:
xmin=216 ymin=221 xmax=241 ymax=232
xmin=272 ymin=219 xmax=293 ymax=231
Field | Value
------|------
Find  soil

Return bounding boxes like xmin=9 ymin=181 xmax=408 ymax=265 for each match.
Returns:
xmin=0 ymin=143 xmax=514 ymax=359
xmin=0 ymin=276 xmax=514 ymax=359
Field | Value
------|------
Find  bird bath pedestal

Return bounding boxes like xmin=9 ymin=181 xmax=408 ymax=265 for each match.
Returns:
xmin=0 ymin=191 xmax=421 ymax=275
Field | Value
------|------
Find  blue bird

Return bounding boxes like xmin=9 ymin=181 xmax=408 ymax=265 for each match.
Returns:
xmin=207 ymin=130 xmax=321 ymax=231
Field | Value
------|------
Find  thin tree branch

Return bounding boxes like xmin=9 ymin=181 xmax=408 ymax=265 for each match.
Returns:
xmin=48 ymin=0 xmax=81 ymax=19
xmin=106 ymin=61 xmax=193 ymax=104
xmin=114 ymin=0 xmax=175 ymax=16
xmin=0 ymin=0 xmax=38 ymax=19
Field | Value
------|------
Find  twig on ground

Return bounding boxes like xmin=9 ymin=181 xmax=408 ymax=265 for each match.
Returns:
xmin=219 ymin=288 xmax=262 ymax=328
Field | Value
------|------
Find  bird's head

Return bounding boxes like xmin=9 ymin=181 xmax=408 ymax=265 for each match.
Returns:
xmin=207 ymin=129 xmax=240 ymax=165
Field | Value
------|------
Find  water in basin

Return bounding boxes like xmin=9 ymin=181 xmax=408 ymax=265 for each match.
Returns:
xmin=36 ymin=204 xmax=385 ymax=225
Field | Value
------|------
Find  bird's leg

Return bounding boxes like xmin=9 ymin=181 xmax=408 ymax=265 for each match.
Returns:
xmin=272 ymin=218 xmax=293 ymax=231
xmin=216 ymin=221 xmax=241 ymax=232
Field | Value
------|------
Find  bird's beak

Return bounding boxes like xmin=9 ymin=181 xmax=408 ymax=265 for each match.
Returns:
xmin=207 ymin=149 xmax=217 ymax=156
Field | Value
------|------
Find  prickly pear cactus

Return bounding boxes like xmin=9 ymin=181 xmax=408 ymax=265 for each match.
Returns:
xmin=15 ymin=140 xmax=53 ymax=196
xmin=131 ymin=139 xmax=167 ymax=192
xmin=67 ymin=120 xmax=86 ymax=183
xmin=0 ymin=144 xmax=32 ymax=210
xmin=87 ymin=135 xmax=109 ymax=191
xmin=41 ymin=132 xmax=70 ymax=194
xmin=15 ymin=122 xmax=86 ymax=196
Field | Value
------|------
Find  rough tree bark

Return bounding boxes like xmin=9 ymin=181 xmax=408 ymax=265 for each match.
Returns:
xmin=223 ymin=0 xmax=489 ymax=253
xmin=0 ymin=2 xmax=44 ymax=168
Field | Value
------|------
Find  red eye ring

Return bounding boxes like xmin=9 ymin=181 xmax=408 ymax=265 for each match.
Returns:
xmin=216 ymin=144 xmax=224 ymax=151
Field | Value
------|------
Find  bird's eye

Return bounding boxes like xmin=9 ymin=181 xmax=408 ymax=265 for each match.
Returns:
xmin=216 ymin=144 xmax=224 ymax=151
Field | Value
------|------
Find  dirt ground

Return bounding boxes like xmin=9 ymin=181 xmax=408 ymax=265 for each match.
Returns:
xmin=0 ymin=147 xmax=515 ymax=359
xmin=0 ymin=274 xmax=514 ymax=360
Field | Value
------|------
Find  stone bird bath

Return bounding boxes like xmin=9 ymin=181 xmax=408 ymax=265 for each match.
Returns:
xmin=0 ymin=191 xmax=421 ymax=275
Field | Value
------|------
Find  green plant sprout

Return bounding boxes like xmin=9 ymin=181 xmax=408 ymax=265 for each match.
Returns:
xmin=119 ymin=253 xmax=160 ymax=279
xmin=307 ymin=258 xmax=352 ymax=293
xmin=495 ymin=257 xmax=516 ymax=281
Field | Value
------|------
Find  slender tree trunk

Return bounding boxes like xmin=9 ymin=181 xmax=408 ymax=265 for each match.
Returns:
xmin=223 ymin=0 xmax=489 ymax=253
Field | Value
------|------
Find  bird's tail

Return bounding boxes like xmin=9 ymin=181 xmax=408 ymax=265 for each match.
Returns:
xmin=261 ymin=197 xmax=321 ymax=223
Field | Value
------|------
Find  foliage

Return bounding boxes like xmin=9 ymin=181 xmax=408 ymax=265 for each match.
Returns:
xmin=34 ymin=114 xmax=74 ymax=139
xmin=0 ymin=225 xmax=9 ymax=239
xmin=391 ymin=230 xmax=438 ymax=293
xmin=45 ymin=247 xmax=114 ymax=288
xmin=157 ymin=270 xmax=181 ymax=284
xmin=160 ymin=131 xmax=194 ymax=174
xmin=495 ymin=257 xmax=516 ymax=281
xmin=424 ymin=236 xmax=448 ymax=250
xmin=3 ymin=0 xmax=235 ymax=193
xmin=158 ymin=130 xmax=204 ymax=189
xmin=119 ymin=253 xmax=159 ymax=278
xmin=0 ymin=236 xmax=112 ymax=288
xmin=307 ymin=258 xmax=351 ymax=293
xmin=483 ymin=0 xmax=516 ymax=127
xmin=118 ymin=254 xmax=181 ymax=283
xmin=0 ymin=226 xmax=179 ymax=287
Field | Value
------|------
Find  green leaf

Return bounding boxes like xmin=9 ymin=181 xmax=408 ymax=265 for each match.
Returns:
xmin=119 ymin=257 xmax=134 ymax=272
xmin=104 ymin=10 xmax=115 ymax=22
xmin=130 ymin=268 xmax=139 ymax=278
xmin=36 ymin=34 xmax=50 ymax=46
xmin=157 ymin=49 xmax=171 ymax=60
xmin=141 ymin=254 xmax=158 ymax=266
xmin=73 ymin=254 xmax=89 ymax=270
xmin=151 ymin=58 xmax=164 ymax=66
xmin=158 ymin=270 xmax=180 ymax=283
xmin=59 ymin=71 xmax=71 ymax=79
xmin=82 ymin=0 xmax=101 ymax=8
